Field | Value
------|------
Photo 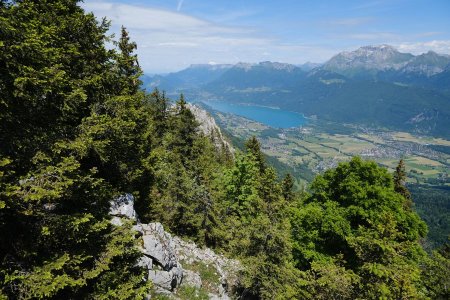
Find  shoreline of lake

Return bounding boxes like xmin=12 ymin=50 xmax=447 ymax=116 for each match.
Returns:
xmin=198 ymin=100 xmax=307 ymax=129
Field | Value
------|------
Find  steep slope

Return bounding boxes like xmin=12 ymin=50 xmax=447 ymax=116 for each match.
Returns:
xmin=401 ymin=51 xmax=450 ymax=77
xmin=109 ymin=194 xmax=240 ymax=299
xmin=187 ymin=103 xmax=234 ymax=155
xmin=204 ymin=61 xmax=306 ymax=91
xmin=428 ymin=66 xmax=450 ymax=95
xmin=195 ymin=67 xmax=450 ymax=137
xmin=323 ymin=45 xmax=450 ymax=84
xmin=323 ymin=44 xmax=414 ymax=79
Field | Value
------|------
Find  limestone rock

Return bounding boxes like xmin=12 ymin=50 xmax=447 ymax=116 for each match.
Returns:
xmin=182 ymin=269 xmax=202 ymax=288
xmin=148 ymin=267 xmax=182 ymax=291
xmin=109 ymin=193 xmax=137 ymax=220
xmin=140 ymin=223 xmax=177 ymax=271
xmin=108 ymin=194 xmax=239 ymax=298
xmin=172 ymin=236 xmax=241 ymax=297
xmin=187 ymin=103 xmax=234 ymax=156
xmin=136 ymin=255 xmax=153 ymax=270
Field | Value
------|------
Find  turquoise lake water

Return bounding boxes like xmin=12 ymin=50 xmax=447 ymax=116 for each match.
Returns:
xmin=200 ymin=101 xmax=307 ymax=128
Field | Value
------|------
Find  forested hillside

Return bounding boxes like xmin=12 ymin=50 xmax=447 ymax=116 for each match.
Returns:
xmin=147 ymin=54 xmax=450 ymax=139
xmin=0 ymin=1 xmax=449 ymax=299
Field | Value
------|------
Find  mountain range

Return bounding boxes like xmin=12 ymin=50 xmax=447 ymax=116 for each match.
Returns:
xmin=142 ymin=45 xmax=450 ymax=138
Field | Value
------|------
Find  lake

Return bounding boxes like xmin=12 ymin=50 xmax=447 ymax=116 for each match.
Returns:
xmin=199 ymin=101 xmax=307 ymax=128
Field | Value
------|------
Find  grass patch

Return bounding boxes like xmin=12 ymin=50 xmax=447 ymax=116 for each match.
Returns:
xmin=181 ymin=260 xmax=221 ymax=293
xmin=177 ymin=285 xmax=209 ymax=300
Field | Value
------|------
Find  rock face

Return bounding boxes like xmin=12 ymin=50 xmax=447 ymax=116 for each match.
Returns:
xmin=109 ymin=194 xmax=239 ymax=298
xmin=110 ymin=194 xmax=183 ymax=292
xmin=187 ymin=103 xmax=234 ymax=156
xmin=324 ymin=45 xmax=414 ymax=71
xmin=324 ymin=45 xmax=450 ymax=78
xmin=109 ymin=193 xmax=137 ymax=220
xmin=172 ymin=235 xmax=240 ymax=299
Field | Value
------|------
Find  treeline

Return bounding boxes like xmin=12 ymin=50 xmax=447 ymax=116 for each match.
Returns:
xmin=0 ymin=1 xmax=449 ymax=299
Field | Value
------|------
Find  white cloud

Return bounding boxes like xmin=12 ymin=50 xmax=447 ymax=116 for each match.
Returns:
xmin=396 ymin=40 xmax=450 ymax=55
xmin=82 ymin=1 xmax=279 ymax=72
xmin=86 ymin=1 xmax=433 ymax=73
xmin=84 ymin=2 xmax=207 ymax=30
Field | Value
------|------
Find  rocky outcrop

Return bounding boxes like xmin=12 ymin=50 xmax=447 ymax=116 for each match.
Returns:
xmin=109 ymin=194 xmax=183 ymax=292
xmin=172 ymin=236 xmax=240 ymax=299
xmin=109 ymin=194 xmax=240 ymax=299
xmin=187 ymin=103 xmax=234 ymax=156
xmin=109 ymin=193 xmax=137 ymax=225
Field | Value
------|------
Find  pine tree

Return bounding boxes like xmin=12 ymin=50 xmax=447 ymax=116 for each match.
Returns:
xmin=221 ymin=141 xmax=303 ymax=298
xmin=150 ymin=88 xmax=169 ymax=141
xmin=0 ymin=1 xmax=151 ymax=298
xmin=167 ymin=94 xmax=199 ymax=164
xmin=0 ymin=0 xmax=112 ymax=173
xmin=245 ymin=136 xmax=266 ymax=174
xmin=281 ymin=173 xmax=295 ymax=202
xmin=394 ymin=159 xmax=412 ymax=208
xmin=116 ymin=26 xmax=142 ymax=95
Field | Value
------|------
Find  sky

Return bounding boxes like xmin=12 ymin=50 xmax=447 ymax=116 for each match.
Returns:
xmin=82 ymin=0 xmax=450 ymax=73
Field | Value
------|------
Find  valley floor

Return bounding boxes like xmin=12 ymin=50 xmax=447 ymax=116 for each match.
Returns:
xmin=211 ymin=110 xmax=450 ymax=186
xmin=204 ymin=107 xmax=450 ymax=247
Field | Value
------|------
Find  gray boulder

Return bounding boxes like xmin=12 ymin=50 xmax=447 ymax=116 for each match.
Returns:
xmin=148 ymin=266 xmax=183 ymax=291
xmin=109 ymin=193 xmax=137 ymax=220
xmin=140 ymin=223 xmax=178 ymax=271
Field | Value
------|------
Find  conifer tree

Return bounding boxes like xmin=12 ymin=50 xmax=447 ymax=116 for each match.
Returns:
xmin=0 ymin=1 xmax=151 ymax=298
xmin=281 ymin=173 xmax=295 ymax=202
xmin=150 ymin=88 xmax=169 ymax=141
xmin=245 ymin=136 xmax=266 ymax=174
xmin=116 ymin=26 xmax=141 ymax=94
xmin=394 ymin=158 xmax=412 ymax=208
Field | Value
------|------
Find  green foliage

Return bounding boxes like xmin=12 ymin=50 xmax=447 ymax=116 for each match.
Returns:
xmin=220 ymin=140 xmax=304 ymax=299
xmin=116 ymin=26 xmax=142 ymax=95
xmin=0 ymin=1 xmax=152 ymax=298
xmin=290 ymin=157 xmax=429 ymax=298
xmin=410 ymin=185 xmax=450 ymax=248
xmin=281 ymin=173 xmax=295 ymax=202
xmin=394 ymin=159 xmax=412 ymax=207
xmin=181 ymin=260 xmax=220 ymax=293
xmin=176 ymin=286 xmax=209 ymax=300
xmin=0 ymin=0 xmax=112 ymax=172
xmin=0 ymin=1 xmax=442 ymax=299
xmin=421 ymin=243 xmax=450 ymax=299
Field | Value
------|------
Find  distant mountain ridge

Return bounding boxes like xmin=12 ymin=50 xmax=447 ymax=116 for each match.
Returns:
xmin=143 ymin=45 xmax=450 ymax=138
xmin=323 ymin=45 xmax=450 ymax=79
xmin=141 ymin=63 xmax=233 ymax=93
xmin=324 ymin=44 xmax=414 ymax=72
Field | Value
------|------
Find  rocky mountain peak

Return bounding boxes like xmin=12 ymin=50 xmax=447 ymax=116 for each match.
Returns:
xmin=259 ymin=61 xmax=298 ymax=72
xmin=188 ymin=63 xmax=233 ymax=71
xmin=324 ymin=44 xmax=414 ymax=71
xmin=402 ymin=49 xmax=450 ymax=76
xmin=234 ymin=61 xmax=298 ymax=72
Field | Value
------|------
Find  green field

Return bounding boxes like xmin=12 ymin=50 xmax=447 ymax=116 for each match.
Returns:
xmin=212 ymin=110 xmax=450 ymax=187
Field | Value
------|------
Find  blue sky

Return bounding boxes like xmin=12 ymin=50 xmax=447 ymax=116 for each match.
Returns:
xmin=82 ymin=0 xmax=450 ymax=73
